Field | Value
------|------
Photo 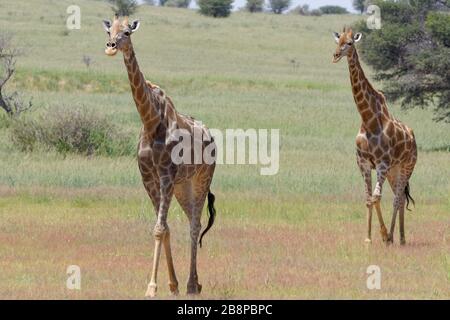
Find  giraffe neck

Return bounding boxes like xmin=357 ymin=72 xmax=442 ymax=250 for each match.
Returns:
xmin=123 ymin=44 xmax=161 ymax=135
xmin=347 ymin=48 xmax=388 ymax=130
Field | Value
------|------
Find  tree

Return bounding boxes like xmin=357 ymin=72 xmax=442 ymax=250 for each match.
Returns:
xmin=246 ymin=0 xmax=264 ymax=12
xmin=165 ymin=0 xmax=191 ymax=7
xmin=142 ymin=0 xmax=155 ymax=5
xmin=354 ymin=0 xmax=450 ymax=121
xmin=268 ymin=0 xmax=291 ymax=14
xmin=0 ymin=32 xmax=32 ymax=117
xmin=319 ymin=5 xmax=348 ymax=14
xmin=197 ymin=0 xmax=233 ymax=17
xmin=108 ymin=0 xmax=138 ymax=16
xmin=291 ymin=4 xmax=309 ymax=15
xmin=353 ymin=0 xmax=367 ymax=14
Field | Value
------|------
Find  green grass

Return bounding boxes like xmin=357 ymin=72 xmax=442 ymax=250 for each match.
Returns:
xmin=0 ymin=1 xmax=449 ymax=299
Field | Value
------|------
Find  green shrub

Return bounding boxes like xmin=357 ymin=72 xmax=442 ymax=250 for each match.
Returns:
xmin=268 ymin=0 xmax=291 ymax=14
xmin=245 ymin=0 xmax=264 ymax=13
xmin=310 ymin=9 xmax=323 ymax=16
xmin=426 ymin=11 xmax=450 ymax=46
xmin=198 ymin=0 xmax=233 ymax=17
xmin=108 ymin=0 xmax=138 ymax=16
xmin=10 ymin=106 xmax=135 ymax=156
xmin=319 ymin=5 xmax=348 ymax=14
xmin=165 ymin=0 xmax=191 ymax=8
xmin=290 ymin=4 xmax=309 ymax=15
xmin=0 ymin=112 xmax=11 ymax=129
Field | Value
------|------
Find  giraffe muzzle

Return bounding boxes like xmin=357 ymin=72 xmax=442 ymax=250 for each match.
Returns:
xmin=105 ymin=42 xmax=118 ymax=56
xmin=332 ymin=53 xmax=342 ymax=63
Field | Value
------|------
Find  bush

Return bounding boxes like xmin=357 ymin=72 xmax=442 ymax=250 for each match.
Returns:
xmin=290 ymin=4 xmax=321 ymax=16
xmin=198 ymin=0 xmax=233 ymax=17
xmin=268 ymin=0 xmax=291 ymax=14
xmin=10 ymin=106 xmax=135 ymax=156
xmin=290 ymin=4 xmax=309 ymax=15
xmin=319 ymin=5 xmax=348 ymax=14
xmin=108 ymin=0 xmax=138 ymax=16
xmin=310 ymin=9 xmax=323 ymax=16
xmin=165 ymin=0 xmax=191 ymax=7
xmin=426 ymin=11 xmax=450 ymax=47
xmin=245 ymin=0 xmax=264 ymax=12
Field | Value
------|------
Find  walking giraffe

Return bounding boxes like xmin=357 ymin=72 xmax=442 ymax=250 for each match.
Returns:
xmin=332 ymin=27 xmax=417 ymax=245
xmin=102 ymin=16 xmax=217 ymax=296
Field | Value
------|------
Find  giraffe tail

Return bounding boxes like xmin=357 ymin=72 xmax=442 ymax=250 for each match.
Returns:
xmin=405 ymin=182 xmax=415 ymax=211
xmin=199 ymin=191 xmax=216 ymax=248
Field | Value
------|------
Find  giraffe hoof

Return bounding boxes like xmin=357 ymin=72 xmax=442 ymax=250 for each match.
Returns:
xmin=169 ymin=283 xmax=179 ymax=296
xmin=145 ymin=284 xmax=157 ymax=298
xmin=187 ymin=283 xmax=202 ymax=295
xmin=364 ymin=238 xmax=372 ymax=244
xmin=386 ymin=237 xmax=393 ymax=246
xmin=380 ymin=227 xmax=389 ymax=242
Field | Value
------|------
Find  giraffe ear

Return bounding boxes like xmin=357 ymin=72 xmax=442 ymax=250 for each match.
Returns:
xmin=353 ymin=33 xmax=362 ymax=43
xmin=102 ymin=20 xmax=112 ymax=33
xmin=333 ymin=32 xmax=340 ymax=44
xmin=129 ymin=20 xmax=140 ymax=33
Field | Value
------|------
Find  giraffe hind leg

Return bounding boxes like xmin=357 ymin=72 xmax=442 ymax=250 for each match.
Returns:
xmin=386 ymin=168 xmax=408 ymax=245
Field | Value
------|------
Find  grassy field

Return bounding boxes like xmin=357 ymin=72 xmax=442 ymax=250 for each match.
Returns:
xmin=0 ymin=0 xmax=449 ymax=299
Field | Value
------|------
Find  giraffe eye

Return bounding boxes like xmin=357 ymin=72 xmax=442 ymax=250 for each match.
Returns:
xmin=124 ymin=31 xmax=130 ymax=36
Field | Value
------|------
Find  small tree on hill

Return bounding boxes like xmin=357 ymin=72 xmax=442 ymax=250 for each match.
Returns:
xmin=198 ymin=0 xmax=233 ymax=17
xmin=319 ymin=5 xmax=348 ymax=14
xmin=291 ymin=4 xmax=309 ymax=15
xmin=108 ymin=0 xmax=138 ymax=16
xmin=353 ymin=0 xmax=367 ymax=14
xmin=246 ymin=0 xmax=264 ymax=12
xmin=165 ymin=0 xmax=191 ymax=7
xmin=269 ymin=0 xmax=291 ymax=14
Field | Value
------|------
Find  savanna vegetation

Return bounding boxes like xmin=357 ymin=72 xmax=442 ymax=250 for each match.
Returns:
xmin=0 ymin=0 xmax=448 ymax=299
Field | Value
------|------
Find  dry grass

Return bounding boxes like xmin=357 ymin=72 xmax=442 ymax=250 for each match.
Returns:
xmin=0 ymin=188 xmax=448 ymax=299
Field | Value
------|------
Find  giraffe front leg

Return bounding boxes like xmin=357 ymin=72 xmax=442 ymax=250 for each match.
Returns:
xmin=145 ymin=175 xmax=174 ymax=298
xmin=163 ymin=228 xmax=179 ymax=295
xmin=145 ymin=225 xmax=164 ymax=298
xmin=372 ymin=165 xmax=389 ymax=242
xmin=361 ymin=168 xmax=373 ymax=243
xmin=372 ymin=165 xmax=388 ymax=203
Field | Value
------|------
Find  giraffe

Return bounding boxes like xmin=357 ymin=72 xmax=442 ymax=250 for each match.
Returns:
xmin=332 ymin=27 xmax=417 ymax=245
xmin=102 ymin=16 xmax=217 ymax=297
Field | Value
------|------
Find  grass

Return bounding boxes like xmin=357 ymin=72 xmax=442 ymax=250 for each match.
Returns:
xmin=0 ymin=1 xmax=449 ymax=299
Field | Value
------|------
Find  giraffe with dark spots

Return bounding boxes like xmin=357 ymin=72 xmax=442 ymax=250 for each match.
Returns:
xmin=103 ymin=16 xmax=217 ymax=297
xmin=332 ymin=27 xmax=417 ymax=245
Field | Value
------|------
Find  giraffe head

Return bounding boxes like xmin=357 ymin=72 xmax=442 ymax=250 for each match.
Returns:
xmin=332 ymin=27 xmax=362 ymax=63
xmin=102 ymin=15 xmax=140 ymax=56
